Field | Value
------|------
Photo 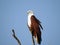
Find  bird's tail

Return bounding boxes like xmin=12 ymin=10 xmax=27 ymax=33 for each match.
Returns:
xmin=36 ymin=33 xmax=42 ymax=44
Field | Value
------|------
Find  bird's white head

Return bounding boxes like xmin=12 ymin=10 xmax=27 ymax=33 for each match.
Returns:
xmin=27 ymin=10 xmax=34 ymax=16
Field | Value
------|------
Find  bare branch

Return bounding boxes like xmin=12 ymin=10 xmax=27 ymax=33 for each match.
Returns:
xmin=32 ymin=36 xmax=35 ymax=45
xmin=12 ymin=29 xmax=21 ymax=45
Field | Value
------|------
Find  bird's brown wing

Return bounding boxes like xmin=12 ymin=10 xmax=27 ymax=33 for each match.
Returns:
xmin=31 ymin=15 xmax=43 ymax=30
xmin=31 ymin=15 xmax=42 ymax=44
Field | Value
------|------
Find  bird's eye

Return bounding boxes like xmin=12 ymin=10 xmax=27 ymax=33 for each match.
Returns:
xmin=27 ymin=12 xmax=29 ymax=14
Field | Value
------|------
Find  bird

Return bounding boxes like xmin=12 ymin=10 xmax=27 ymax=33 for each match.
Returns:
xmin=27 ymin=10 xmax=43 ymax=45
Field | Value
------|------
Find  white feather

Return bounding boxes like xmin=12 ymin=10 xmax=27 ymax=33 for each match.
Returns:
xmin=28 ymin=14 xmax=33 ymax=27
xmin=27 ymin=10 xmax=34 ymax=27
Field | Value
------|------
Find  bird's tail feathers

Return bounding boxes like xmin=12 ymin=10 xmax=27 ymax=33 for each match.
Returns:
xmin=35 ymin=34 xmax=42 ymax=44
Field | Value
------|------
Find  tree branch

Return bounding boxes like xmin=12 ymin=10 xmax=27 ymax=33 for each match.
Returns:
xmin=12 ymin=29 xmax=21 ymax=45
xmin=32 ymin=36 xmax=35 ymax=45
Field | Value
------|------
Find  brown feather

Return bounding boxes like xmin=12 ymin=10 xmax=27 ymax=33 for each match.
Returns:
xmin=29 ymin=15 xmax=43 ymax=44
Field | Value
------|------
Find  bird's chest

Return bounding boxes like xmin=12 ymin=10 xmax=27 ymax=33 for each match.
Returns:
xmin=28 ymin=15 xmax=32 ymax=27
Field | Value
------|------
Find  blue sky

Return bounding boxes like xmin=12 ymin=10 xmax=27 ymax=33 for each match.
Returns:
xmin=0 ymin=0 xmax=60 ymax=45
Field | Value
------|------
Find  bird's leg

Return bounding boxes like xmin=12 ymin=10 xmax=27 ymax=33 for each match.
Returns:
xmin=32 ymin=36 xmax=35 ymax=45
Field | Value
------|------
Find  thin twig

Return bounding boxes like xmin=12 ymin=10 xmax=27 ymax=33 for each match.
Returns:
xmin=32 ymin=36 xmax=35 ymax=45
xmin=12 ymin=29 xmax=21 ymax=45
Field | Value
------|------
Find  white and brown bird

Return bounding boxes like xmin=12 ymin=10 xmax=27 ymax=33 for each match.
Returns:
xmin=27 ymin=10 xmax=43 ymax=45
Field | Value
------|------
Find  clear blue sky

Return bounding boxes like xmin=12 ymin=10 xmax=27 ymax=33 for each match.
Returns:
xmin=0 ymin=0 xmax=60 ymax=45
